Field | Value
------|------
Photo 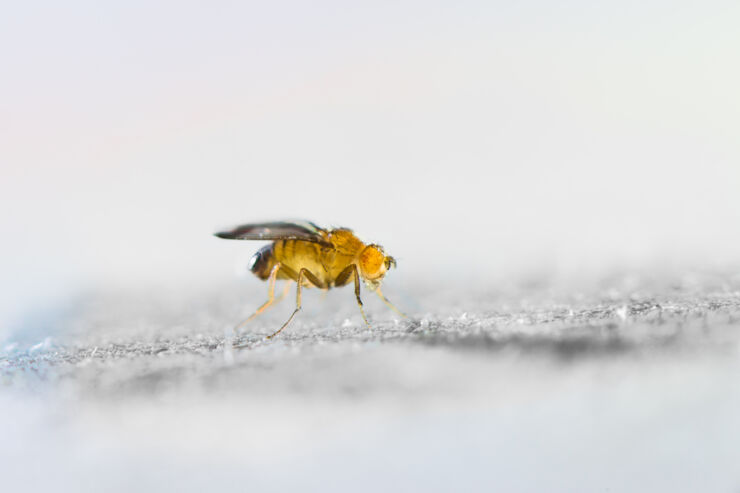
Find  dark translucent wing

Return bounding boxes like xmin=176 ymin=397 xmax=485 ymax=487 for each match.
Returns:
xmin=214 ymin=220 xmax=327 ymax=244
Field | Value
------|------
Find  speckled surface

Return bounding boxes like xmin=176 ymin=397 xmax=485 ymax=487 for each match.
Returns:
xmin=2 ymin=273 xmax=740 ymax=492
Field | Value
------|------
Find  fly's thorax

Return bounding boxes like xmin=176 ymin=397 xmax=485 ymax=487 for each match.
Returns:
xmin=328 ymin=228 xmax=364 ymax=256
xmin=249 ymin=244 xmax=275 ymax=280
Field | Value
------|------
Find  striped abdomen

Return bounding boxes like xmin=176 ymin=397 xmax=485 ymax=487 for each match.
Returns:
xmin=273 ymin=239 xmax=328 ymax=283
xmin=249 ymin=239 xmax=333 ymax=286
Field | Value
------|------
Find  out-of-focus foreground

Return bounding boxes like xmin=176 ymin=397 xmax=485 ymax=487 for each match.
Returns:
xmin=2 ymin=272 xmax=739 ymax=492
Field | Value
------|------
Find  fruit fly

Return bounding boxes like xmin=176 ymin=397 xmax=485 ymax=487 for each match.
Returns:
xmin=215 ymin=220 xmax=406 ymax=338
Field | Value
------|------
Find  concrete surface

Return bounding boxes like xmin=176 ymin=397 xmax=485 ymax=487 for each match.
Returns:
xmin=2 ymin=272 xmax=740 ymax=492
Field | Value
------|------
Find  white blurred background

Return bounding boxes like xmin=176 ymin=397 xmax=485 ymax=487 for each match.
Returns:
xmin=2 ymin=0 xmax=739 ymax=333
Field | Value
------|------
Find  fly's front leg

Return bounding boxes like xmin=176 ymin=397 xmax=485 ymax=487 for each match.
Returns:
xmin=375 ymin=287 xmax=408 ymax=318
xmin=268 ymin=268 xmax=325 ymax=339
xmin=234 ymin=263 xmax=283 ymax=334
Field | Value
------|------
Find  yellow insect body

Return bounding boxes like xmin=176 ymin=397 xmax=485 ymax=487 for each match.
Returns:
xmin=215 ymin=221 xmax=404 ymax=338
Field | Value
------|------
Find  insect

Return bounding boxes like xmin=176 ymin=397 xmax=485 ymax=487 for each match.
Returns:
xmin=215 ymin=220 xmax=406 ymax=338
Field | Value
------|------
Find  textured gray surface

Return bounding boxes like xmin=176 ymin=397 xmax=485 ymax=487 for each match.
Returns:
xmin=2 ymin=273 xmax=740 ymax=492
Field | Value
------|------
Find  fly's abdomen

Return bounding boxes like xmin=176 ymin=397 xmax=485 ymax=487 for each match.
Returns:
xmin=249 ymin=244 xmax=275 ymax=280
xmin=273 ymin=239 xmax=328 ymax=284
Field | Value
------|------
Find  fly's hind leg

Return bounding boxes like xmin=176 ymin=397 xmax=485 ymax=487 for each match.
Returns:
xmin=267 ymin=268 xmax=326 ymax=339
xmin=234 ymin=263 xmax=285 ymax=334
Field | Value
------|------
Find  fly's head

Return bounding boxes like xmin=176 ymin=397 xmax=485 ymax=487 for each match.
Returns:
xmin=358 ymin=244 xmax=397 ymax=290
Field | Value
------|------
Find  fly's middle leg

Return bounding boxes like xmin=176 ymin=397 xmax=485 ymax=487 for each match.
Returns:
xmin=334 ymin=264 xmax=371 ymax=328
xmin=352 ymin=265 xmax=371 ymax=328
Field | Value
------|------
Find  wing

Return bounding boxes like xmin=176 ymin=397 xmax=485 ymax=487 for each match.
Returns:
xmin=214 ymin=220 xmax=329 ymax=244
